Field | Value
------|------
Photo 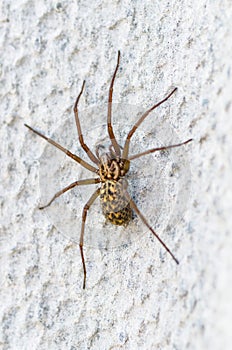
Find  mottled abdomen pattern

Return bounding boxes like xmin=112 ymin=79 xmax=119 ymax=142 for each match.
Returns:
xmin=100 ymin=178 xmax=132 ymax=226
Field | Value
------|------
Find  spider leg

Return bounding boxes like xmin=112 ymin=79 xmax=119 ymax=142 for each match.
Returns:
xmin=122 ymin=88 xmax=177 ymax=160
xmin=95 ymin=144 xmax=106 ymax=160
xmin=128 ymin=138 xmax=192 ymax=160
xmin=74 ymin=81 xmax=99 ymax=165
xmin=39 ymin=178 xmax=101 ymax=209
xmin=24 ymin=124 xmax=98 ymax=173
xmin=126 ymin=192 xmax=179 ymax=265
xmin=80 ymin=188 xmax=101 ymax=289
xmin=107 ymin=50 xmax=121 ymax=157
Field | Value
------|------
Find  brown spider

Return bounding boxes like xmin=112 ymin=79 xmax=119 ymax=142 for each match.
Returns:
xmin=25 ymin=51 xmax=192 ymax=289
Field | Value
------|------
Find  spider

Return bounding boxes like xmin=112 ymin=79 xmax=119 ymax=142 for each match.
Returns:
xmin=25 ymin=51 xmax=192 ymax=289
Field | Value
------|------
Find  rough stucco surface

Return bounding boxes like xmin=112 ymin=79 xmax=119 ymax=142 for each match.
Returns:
xmin=1 ymin=1 xmax=232 ymax=349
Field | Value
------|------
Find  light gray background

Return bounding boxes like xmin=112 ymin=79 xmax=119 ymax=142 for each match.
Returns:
xmin=1 ymin=1 xmax=232 ymax=349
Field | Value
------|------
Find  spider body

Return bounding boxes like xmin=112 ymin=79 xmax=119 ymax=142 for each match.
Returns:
xmin=25 ymin=51 xmax=192 ymax=289
xmin=98 ymin=151 xmax=132 ymax=226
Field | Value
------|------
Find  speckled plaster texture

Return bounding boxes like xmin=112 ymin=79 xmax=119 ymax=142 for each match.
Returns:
xmin=1 ymin=1 xmax=232 ymax=349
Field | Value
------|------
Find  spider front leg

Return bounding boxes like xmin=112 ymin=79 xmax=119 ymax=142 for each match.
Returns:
xmin=107 ymin=50 xmax=121 ymax=157
xmin=122 ymin=88 xmax=178 ymax=160
xmin=128 ymin=138 xmax=192 ymax=160
xmin=80 ymin=188 xmax=100 ymax=289
xmin=24 ymin=124 xmax=98 ymax=173
xmin=74 ymin=81 xmax=99 ymax=165
xmin=39 ymin=178 xmax=101 ymax=209
xmin=126 ymin=192 xmax=179 ymax=265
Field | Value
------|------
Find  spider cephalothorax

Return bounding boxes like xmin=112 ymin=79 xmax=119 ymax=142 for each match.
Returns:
xmin=25 ymin=50 xmax=192 ymax=289
xmin=98 ymin=152 xmax=130 ymax=181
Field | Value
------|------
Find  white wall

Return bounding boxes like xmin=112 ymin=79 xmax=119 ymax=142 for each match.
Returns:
xmin=1 ymin=1 xmax=231 ymax=349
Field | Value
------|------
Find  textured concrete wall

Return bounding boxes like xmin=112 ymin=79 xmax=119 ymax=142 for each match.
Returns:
xmin=1 ymin=1 xmax=232 ymax=349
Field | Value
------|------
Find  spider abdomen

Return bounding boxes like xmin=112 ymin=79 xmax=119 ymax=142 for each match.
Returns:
xmin=100 ymin=178 xmax=132 ymax=226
